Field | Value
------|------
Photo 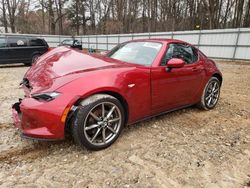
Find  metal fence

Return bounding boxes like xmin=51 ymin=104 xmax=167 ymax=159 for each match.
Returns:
xmin=1 ymin=28 xmax=250 ymax=61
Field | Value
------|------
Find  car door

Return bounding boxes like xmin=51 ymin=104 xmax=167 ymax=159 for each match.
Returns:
xmin=151 ymin=43 xmax=206 ymax=112
xmin=7 ymin=36 xmax=29 ymax=63
xmin=0 ymin=37 xmax=8 ymax=64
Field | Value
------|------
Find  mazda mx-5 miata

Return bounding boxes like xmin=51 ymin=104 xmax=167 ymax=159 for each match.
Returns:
xmin=12 ymin=39 xmax=222 ymax=150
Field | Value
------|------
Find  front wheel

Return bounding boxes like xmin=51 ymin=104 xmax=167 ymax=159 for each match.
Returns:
xmin=198 ymin=77 xmax=221 ymax=110
xmin=72 ymin=94 xmax=125 ymax=150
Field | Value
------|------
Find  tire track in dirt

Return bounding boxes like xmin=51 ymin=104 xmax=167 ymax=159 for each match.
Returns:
xmin=0 ymin=144 xmax=50 ymax=165
xmin=128 ymin=154 xmax=181 ymax=187
xmin=0 ymin=123 xmax=54 ymax=165
xmin=0 ymin=123 xmax=11 ymax=129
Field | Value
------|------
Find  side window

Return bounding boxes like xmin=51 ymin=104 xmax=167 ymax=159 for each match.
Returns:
xmin=172 ymin=44 xmax=193 ymax=64
xmin=8 ymin=37 xmax=27 ymax=47
xmin=161 ymin=44 xmax=174 ymax=65
xmin=29 ymin=38 xmax=45 ymax=46
xmin=161 ymin=44 xmax=198 ymax=65
xmin=0 ymin=37 xmax=7 ymax=48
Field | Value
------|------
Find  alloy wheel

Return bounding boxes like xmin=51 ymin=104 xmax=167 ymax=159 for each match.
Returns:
xmin=205 ymin=80 xmax=220 ymax=108
xmin=83 ymin=102 xmax=122 ymax=146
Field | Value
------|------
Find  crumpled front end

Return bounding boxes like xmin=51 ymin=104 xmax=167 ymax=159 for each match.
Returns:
xmin=11 ymin=84 xmax=77 ymax=140
xmin=11 ymin=46 xmax=130 ymax=140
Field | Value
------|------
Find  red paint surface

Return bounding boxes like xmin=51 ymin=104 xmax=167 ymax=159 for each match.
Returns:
xmin=13 ymin=39 xmax=222 ymax=140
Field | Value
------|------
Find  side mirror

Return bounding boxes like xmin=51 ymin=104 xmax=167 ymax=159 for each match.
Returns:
xmin=167 ymin=58 xmax=185 ymax=68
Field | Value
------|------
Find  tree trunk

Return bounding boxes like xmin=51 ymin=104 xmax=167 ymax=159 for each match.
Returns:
xmin=235 ymin=0 xmax=244 ymax=27
xmin=81 ymin=4 xmax=86 ymax=35
xmin=75 ymin=0 xmax=79 ymax=35
xmin=41 ymin=0 xmax=45 ymax=33
xmin=244 ymin=0 xmax=250 ymax=27
xmin=223 ymin=0 xmax=231 ymax=28
xmin=48 ymin=0 xmax=55 ymax=34
xmin=6 ymin=0 xmax=16 ymax=33
xmin=58 ymin=0 xmax=63 ymax=35
xmin=2 ymin=0 xmax=8 ymax=33
xmin=142 ymin=0 xmax=146 ymax=32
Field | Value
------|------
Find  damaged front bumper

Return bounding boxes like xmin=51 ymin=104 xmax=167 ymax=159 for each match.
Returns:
xmin=12 ymin=99 xmax=22 ymax=129
xmin=11 ymin=96 xmax=71 ymax=140
xmin=12 ymin=77 xmax=80 ymax=141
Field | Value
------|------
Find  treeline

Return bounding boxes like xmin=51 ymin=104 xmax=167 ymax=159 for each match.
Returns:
xmin=0 ymin=0 xmax=250 ymax=35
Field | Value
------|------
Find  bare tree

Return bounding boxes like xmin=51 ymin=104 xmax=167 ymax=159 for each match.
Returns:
xmin=6 ymin=0 xmax=21 ymax=32
xmin=244 ymin=0 xmax=250 ymax=27
xmin=1 ymin=0 xmax=8 ymax=32
xmin=1 ymin=0 xmax=249 ymax=35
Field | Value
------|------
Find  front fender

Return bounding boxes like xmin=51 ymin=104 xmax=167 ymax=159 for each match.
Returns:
xmin=56 ymin=67 xmax=151 ymax=123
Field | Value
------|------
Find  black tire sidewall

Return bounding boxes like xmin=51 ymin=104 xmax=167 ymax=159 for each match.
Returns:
xmin=31 ymin=54 xmax=40 ymax=64
xmin=72 ymin=97 xmax=125 ymax=150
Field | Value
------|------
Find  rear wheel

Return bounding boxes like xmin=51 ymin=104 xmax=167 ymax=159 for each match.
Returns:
xmin=72 ymin=94 xmax=125 ymax=150
xmin=31 ymin=54 xmax=40 ymax=65
xmin=24 ymin=54 xmax=40 ymax=66
xmin=198 ymin=77 xmax=221 ymax=110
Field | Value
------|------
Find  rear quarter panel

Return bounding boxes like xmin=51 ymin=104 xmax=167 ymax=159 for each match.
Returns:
xmin=195 ymin=52 xmax=223 ymax=103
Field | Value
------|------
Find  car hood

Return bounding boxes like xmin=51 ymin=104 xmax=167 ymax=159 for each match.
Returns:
xmin=24 ymin=47 xmax=133 ymax=93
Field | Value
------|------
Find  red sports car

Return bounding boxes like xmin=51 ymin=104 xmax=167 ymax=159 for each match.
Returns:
xmin=12 ymin=39 xmax=222 ymax=150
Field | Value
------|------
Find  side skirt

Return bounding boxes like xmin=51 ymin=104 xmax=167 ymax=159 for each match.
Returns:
xmin=128 ymin=104 xmax=196 ymax=126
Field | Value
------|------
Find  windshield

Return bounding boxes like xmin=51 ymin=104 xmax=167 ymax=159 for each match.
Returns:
xmin=108 ymin=41 xmax=162 ymax=66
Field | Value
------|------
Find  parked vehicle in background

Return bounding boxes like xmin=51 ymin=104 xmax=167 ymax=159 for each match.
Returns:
xmin=0 ymin=36 xmax=49 ymax=65
xmin=59 ymin=39 xmax=82 ymax=50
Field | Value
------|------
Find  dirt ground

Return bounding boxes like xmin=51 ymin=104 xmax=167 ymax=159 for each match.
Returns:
xmin=0 ymin=61 xmax=250 ymax=188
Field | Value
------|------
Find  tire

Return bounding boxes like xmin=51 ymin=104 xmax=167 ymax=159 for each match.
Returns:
xmin=31 ymin=54 xmax=40 ymax=65
xmin=23 ymin=63 xmax=31 ymax=66
xmin=197 ymin=77 xmax=221 ymax=110
xmin=72 ymin=94 xmax=125 ymax=150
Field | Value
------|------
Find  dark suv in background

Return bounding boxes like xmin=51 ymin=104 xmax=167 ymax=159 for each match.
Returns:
xmin=0 ymin=36 xmax=49 ymax=65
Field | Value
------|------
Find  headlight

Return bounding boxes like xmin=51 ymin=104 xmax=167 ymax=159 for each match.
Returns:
xmin=32 ymin=92 xmax=61 ymax=101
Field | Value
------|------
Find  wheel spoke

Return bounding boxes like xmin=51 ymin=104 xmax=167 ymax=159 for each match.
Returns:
xmin=107 ymin=126 xmax=116 ymax=134
xmin=108 ymin=117 xmax=120 ymax=123
xmin=213 ymin=94 xmax=218 ymax=99
xmin=205 ymin=94 xmax=211 ymax=100
xmin=208 ymin=97 xmax=212 ymax=106
xmin=212 ymin=82 xmax=217 ymax=91
xmin=105 ymin=106 xmax=116 ymax=120
xmin=85 ymin=124 xmax=99 ymax=131
xmin=102 ymin=103 xmax=105 ymax=118
xmin=91 ymin=128 xmax=101 ymax=142
xmin=102 ymin=128 xmax=106 ymax=143
xmin=214 ymin=88 xmax=219 ymax=93
xmin=90 ymin=112 xmax=100 ymax=121
xmin=209 ymin=84 xmax=213 ymax=91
